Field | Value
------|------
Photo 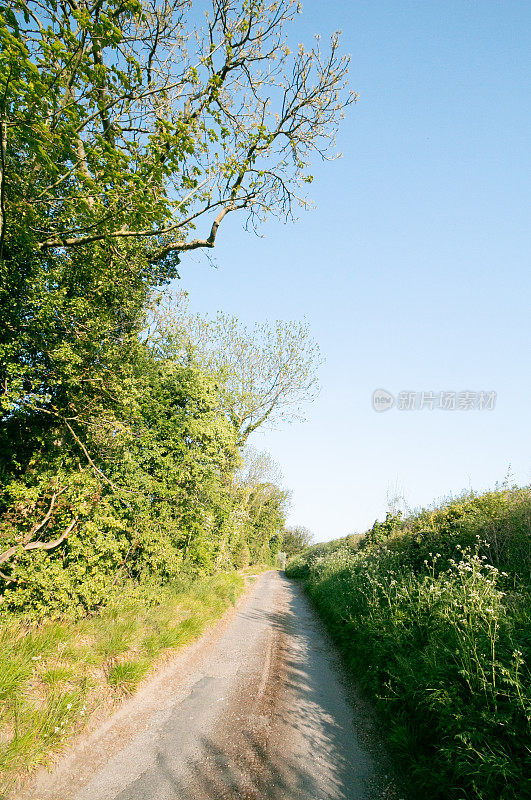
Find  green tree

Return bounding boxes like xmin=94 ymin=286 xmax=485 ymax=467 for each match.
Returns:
xmin=0 ymin=0 xmax=354 ymax=261
xmin=1 ymin=0 xmax=352 ymax=420
xmin=0 ymin=339 xmax=239 ymax=612
xmin=152 ymin=299 xmax=322 ymax=445
xmin=0 ymin=0 xmax=349 ymax=613
xmin=282 ymin=525 xmax=313 ymax=557
xmin=245 ymin=481 xmax=289 ymax=564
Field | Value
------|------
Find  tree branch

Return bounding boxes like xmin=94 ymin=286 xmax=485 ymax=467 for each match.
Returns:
xmin=148 ymin=202 xmax=236 ymax=262
xmin=24 ymin=517 xmax=78 ymax=552
xmin=0 ymin=488 xmax=66 ymax=566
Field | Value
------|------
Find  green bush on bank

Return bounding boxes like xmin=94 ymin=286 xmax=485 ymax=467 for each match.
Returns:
xmin=287 ymin=486 xmax=531 ymax=800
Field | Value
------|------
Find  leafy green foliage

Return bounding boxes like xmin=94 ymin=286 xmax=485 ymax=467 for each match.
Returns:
xmin=0 ymin=346 xmax=243 ymax=613
xmin=282 ymin=526 xmax=314 ymax=557
xmin=1 ymin=283 xmax=295 ymax=614
xmin=0 ymin=0 xmax=352 ymax=427
xmin=1 ymin=0 xmax=323 ymax=615
xmin=151 ymin=300 xmax=322 ymax=444
xmin=287 ymin=486 xmax=531 ymax=800
xmin=0 ymin=0 xmax=353 ymax=262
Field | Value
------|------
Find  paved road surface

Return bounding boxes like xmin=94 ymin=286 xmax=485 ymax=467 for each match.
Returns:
xmin=25 ymin=572 xmax=400 ymax=800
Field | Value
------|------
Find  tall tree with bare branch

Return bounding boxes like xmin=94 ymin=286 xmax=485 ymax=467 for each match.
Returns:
xmin=0 ymin=0 xmax=355 ymax=260
xmin=1 ymin=0 xmax=354 ymax=418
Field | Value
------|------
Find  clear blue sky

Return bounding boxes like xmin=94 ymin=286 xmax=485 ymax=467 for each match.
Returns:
xmin=174 ymin=0 xmax=531 ymax=541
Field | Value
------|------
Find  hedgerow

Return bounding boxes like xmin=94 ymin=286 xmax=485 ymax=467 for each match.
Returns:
xmin=287 ymin=487 xmax=531 ymax=800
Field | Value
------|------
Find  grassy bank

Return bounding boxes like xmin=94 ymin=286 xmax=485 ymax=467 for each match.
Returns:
xmin=0 ymin=570 xmax=246 ymax=795
xmin=287 ymin=487 xmax=531 ymax=800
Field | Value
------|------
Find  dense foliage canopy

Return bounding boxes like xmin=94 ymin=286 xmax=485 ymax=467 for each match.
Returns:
xmin=0 ymin=0 xmax=346 ymax=615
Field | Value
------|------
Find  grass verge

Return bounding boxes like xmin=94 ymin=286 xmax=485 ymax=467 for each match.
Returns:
xmin=287 ymin=487 xmax=531 ymax=800
xmin=0 ymin=570 xmax=245 ymax=796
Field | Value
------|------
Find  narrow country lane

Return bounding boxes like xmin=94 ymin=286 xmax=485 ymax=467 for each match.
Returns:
xmin=24 ymin=572 xmax=401 ymax=800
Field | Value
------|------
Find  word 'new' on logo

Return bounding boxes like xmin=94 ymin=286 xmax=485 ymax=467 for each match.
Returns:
xmin=372 ymin=388 xmax=395 ymax=413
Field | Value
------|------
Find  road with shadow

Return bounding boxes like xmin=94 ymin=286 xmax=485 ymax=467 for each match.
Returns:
xmin=24 ymin=572 xmax=402 ymax=800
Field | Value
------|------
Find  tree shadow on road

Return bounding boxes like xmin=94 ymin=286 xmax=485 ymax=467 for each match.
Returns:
xmin=113 ymin=727 xmax=327 ymax=800
xmin=114 ymin=576 xmax=401 ymax=800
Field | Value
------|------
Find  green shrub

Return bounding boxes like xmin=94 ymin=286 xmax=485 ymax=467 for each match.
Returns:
xmin=292 ymin=486 xmax=531 ymax=800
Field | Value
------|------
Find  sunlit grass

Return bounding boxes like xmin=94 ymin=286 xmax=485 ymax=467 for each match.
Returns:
xmin=94 ymin=618 xmax=137 ymax=661
xmin=107 ymin=660 xmax=150 ymax=694
xmin=288 ymin=487 xmax=531 ymax=800
xmin=38 ymin=665 xmax=75 ymax=687
xmin=0 ymin=570 xmax=245 ymax=794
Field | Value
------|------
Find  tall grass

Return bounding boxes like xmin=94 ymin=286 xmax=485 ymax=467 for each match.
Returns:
xmin=0 ymin=571 xmax=245 ymax=795
xmin=287 ymin=486 xmax=531 ymax=800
